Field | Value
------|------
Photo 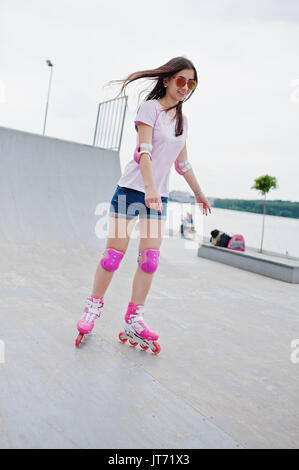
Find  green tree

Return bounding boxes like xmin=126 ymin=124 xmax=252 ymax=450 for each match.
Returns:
xmin=251 ymin=175 xmax=278 ymax=253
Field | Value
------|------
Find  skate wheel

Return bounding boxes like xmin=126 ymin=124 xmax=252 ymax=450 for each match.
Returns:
xmin=75 ymin=333 xmax=84 ymax=347
xmin=129 ymin=340 xmax=138 ymax=347
xmin=118 ymin=332 xmax=127 ymax=343
xmin=151 ymin=342 xmax=161 ymax=355
xmin=140 ymin=344 xmax=149 ymax=350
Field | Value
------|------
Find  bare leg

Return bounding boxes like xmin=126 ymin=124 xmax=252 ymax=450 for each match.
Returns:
xmin=92 ymin=216 xmax=136 ymax=298
xmin=130 ymin=218 xmax=165 ymax=305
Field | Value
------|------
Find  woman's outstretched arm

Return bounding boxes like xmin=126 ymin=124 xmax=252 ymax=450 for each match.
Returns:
xmin=175 ymin=143 xmax=211 ymax=215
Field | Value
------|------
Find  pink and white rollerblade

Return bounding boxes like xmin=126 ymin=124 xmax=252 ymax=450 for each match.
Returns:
xmin=118 ymin=302 xmax=161 ymax=354
xmin=75 ymin=295 xmax=104 ymax=347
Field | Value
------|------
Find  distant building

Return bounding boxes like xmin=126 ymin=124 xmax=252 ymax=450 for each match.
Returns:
xmin=169 ymin=190 xmax=214 ymax=205
xmin=169 ymin=190 xmax=194 ymax=203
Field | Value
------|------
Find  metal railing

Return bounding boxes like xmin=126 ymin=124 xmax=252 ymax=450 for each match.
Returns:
xmin=93 ymin=95 xmax=127 ymax=150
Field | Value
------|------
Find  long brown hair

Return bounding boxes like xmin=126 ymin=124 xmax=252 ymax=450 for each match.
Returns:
xmin=108 ymin=56 xmax=198 ymax=136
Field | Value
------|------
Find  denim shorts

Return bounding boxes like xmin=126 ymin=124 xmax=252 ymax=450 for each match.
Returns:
xmin=109 ymin=185 xmax=168 ymax=220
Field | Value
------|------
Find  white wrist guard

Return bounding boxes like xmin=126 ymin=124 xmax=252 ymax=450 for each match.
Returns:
xmin=174 ymin=159 xmax=192 ymax=175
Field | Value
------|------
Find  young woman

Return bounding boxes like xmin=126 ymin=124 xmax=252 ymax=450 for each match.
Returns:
xmin=75 ymin=56 xmax=211 ymax=352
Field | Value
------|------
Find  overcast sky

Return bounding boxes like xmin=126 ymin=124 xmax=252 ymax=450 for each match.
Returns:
xmin=1 ymin=0 xmax=299 ymax=201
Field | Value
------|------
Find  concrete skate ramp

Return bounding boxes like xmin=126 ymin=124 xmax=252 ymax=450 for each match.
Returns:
xmin=1 ymin=127 xmax=299 ymax=449
xmin=0 ymin=126 xmax=120 ymax=247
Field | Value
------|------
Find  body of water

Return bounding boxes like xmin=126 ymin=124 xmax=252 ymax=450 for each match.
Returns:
xmin=165 ymin=202 xmax=299 ymax=258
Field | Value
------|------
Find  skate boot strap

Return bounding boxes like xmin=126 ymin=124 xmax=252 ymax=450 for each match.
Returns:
xmin=128 ymin=305 xmax=145 ymax=322
xmin=128 ymin=314 xmax=145 ymax=325
xmin=127 ymin=312 xmax=148 ymax=329
xmin=82 ymin=298 xmax=104 ymax=322
xmin=135 ymin=305 xmax=145 ymax=316
xmin=87 ymin=297 xmax=104 ymax=308
xmin=88 ymin=305 xmax=102 ymax=316
xmin=81 ymin=308 xmax=102 ymax=324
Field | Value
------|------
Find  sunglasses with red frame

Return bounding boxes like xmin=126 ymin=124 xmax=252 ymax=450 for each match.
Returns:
xmin=173 ymin=75 xmax=197 ymax=91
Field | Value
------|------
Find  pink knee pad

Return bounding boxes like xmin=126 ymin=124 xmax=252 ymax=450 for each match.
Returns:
xmin=100 ymin=248 xmax=124 ymax=272
xmin=138 ymin=249 xmax=160 ymax=274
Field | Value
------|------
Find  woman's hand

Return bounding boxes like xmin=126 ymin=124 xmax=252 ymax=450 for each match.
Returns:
xmin=145 ymin=185 xmax=162 ymax=214
xmin=195 ymin=191 xmax=211 ymax=216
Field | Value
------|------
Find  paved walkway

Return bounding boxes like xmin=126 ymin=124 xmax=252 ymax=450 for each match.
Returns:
xmin=1 ymin=128 xmax=298 ymax=448
xmin=1 ymin=235 xmax=298 ymax=448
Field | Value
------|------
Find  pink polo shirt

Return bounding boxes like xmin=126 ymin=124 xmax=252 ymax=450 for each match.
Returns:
xmin=117 ymin=99 xmax=188 ymax=197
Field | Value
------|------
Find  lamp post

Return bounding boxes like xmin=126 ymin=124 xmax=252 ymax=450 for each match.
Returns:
xmin=43 ymin=59 xmax=53 ymax=136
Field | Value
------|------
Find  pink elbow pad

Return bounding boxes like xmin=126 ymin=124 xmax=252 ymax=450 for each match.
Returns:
xmin=134 ymin=146 xmax=141 ymax=164
xmin=134 ymin=145 xmax=152 ymax=164
xmin=175 ymin=158 xmax=192 ymax=175
xmin=174 ymin=158 xmax=184 ymax=175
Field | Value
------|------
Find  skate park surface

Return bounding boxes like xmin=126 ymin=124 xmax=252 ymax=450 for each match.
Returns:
xmin=1 ymin=127 xmax=299 ymax=449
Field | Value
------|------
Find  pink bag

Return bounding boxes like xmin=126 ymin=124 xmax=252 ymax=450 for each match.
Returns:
xmin=227 ymin=234 xmax=245 ymax=251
